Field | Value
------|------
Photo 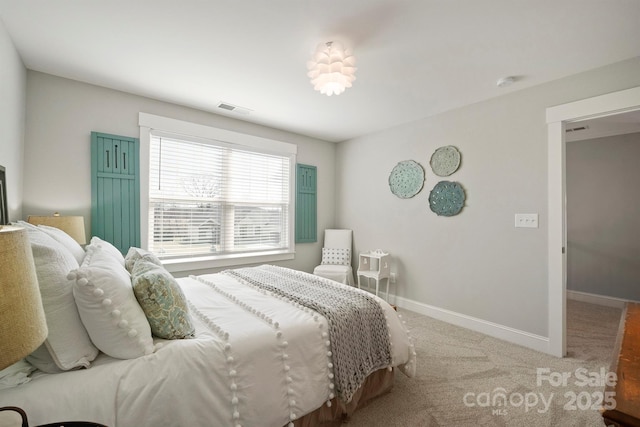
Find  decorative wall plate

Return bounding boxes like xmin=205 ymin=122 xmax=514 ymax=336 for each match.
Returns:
xmin=429 ymin=181 xmax=465 ymax=216
xmin=388 ymin=160 xmax=425 ymax=199
xmin=430 ymin=145 xmax=461 ymax=177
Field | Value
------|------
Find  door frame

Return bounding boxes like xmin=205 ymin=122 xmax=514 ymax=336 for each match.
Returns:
xmin=546 ymin=86 xmax=640 ymax=357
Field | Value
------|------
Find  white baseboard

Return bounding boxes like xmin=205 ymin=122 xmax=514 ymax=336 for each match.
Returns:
xmin=393 ymin=295 xmax=550 ymax=355
xmin=566 ymin=290 xmax=629 ymax=308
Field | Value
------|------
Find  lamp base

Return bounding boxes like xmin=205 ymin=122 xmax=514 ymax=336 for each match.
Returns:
xmin=0 ymin=407 xmax=28 ymax=427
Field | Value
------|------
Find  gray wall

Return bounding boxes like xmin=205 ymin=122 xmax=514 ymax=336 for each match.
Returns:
xmin=23 ymin=71 xmax=337 ymax=275
xmin=567 ymin=132 xmax=640 ymax=300
xmin=0 ymin=17 xmax=26 ymax=221
xmin=336 ymin=58 xmax=640 ymax=337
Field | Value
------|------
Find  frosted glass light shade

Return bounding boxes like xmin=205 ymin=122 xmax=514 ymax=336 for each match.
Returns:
xmin=28 ymin=214 xmax=87 ymax=245
xmin=307 ymin=41 xmax=356 ymax=96
xmin=0 ymin=226 xmax=48 ymax=369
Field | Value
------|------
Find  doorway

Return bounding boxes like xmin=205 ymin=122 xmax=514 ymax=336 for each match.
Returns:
xmin=546 ymin=86 xmax=640 ymax=357
xmin=565 ymin=112 xmax=640 ymax=302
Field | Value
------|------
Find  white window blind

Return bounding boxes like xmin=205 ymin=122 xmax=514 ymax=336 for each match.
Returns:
xmin=148 ymin=133 xmax=292 ymax=259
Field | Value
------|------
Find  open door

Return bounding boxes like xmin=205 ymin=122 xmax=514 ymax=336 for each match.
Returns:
xmin=546 ymin=86 xmax=640 ymax=357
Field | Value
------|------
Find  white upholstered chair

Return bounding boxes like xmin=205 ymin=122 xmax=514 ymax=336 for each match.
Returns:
xmin=312 ymin=229 xmax=355 ymax=286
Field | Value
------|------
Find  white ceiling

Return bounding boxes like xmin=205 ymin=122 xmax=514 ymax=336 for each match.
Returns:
xmin=1 ymin=0 xmax=639 ymax=142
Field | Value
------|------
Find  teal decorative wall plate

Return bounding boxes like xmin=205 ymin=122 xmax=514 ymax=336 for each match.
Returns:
xmin=429 ymin=181 xmax=465 ymax=216
xmin=389 ymin=160 xmax=425 ymax=199
xmin=430 ymin=145 xmax=461 ymax=177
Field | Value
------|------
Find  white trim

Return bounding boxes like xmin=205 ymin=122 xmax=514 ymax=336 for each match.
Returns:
xmin=162 ymin=250 xmax=295 ymax=275
xmin=546 ymin=86 xmax=640 ymax=358
xmin=547 ymin=120 xmax=566 ymax=358
xmin=567 ymin=290 xmax=631 ymax=309
xmin=139 ymin=125 xmax=151 ymax=251
xmin=139 ymin=112 xmax=297 ymax=155
xmin=546 ymin=86 xmax=640 ymax=123
xmin=394 ymin=295 xmax=549 ymax=354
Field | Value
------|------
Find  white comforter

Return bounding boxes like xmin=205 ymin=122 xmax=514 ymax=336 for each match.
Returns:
xmin=0 ymin=270 xmax=415 ymax=427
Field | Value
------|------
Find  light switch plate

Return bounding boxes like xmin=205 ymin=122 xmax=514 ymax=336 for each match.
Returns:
xmin=515 ymin=213 xmax=538 ymax=228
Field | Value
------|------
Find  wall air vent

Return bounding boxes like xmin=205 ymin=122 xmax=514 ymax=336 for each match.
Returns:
xmin=565 ymin=125 xmax=589 ymax=133
xmin=217 ymin=102 xmax=252 ymax=115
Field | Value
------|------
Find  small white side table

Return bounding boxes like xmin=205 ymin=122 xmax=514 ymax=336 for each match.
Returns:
xmin=357 ymin=251 xmax=391 ymax=301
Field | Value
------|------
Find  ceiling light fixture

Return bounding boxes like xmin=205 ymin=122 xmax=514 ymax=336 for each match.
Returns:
xmin=307 ymin=41 xmax=356 ymax=96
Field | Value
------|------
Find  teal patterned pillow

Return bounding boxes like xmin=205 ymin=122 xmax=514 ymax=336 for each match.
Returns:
xmin=125 ymin=247 xmax=162 ymax=273
xmin=131 ymin=260 xmax=195 ymax=339
xmin=129 ymin=253 xmax=163 ymax=275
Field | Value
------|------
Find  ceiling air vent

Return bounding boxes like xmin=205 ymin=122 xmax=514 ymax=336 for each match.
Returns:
xmin=565 ymin=125 xmax=589 ymax=133
xmin=217 ymin=102 xmax=252 ymax=115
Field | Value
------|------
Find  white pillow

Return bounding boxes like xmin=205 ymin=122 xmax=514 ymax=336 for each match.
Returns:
xmin=21 ymin=226 xmax=98 ymax=372
xmin=86 ymin=236 xmax=125 ymax=266
xmin=36 ymin=224 xmax=85 ymax=264
xmin=0 ymin=360 xmax=36 ymax=390
xmin=70 ymin=245 xmax=154 ymax=359
xmin=25 ymin=345 xmax=63 ymax=373
xmin=13 ymin=220 xmax=37 ymax=230
xmin=321 ymin=247 xmax=351 ymax=266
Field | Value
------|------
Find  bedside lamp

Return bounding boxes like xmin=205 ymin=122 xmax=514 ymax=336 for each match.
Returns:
xmin=0 ymin=228 xmax=105 ymax=427
xmin=0 ymin=226 xmax=48 ymax=427
xmin=0 ymin=226 xmax=48 ymax=369
xmin=27 ymin=213 xmax=86 ymax=245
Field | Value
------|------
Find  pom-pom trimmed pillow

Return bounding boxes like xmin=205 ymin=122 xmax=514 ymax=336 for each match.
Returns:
xmin=124 ymin=246 xmax=162 ymax=273
xmin=321 ymin=248 xmax=351 ymax=266
xmin=70 ymin=245 xmax=154 ymax=359
xmin=86 ymin=236 xmax=125 ymax=266
xmin=21 ymin=225 xmax=98 ymax=372
xmin=131 ymin=260 xmax=195 ymax=339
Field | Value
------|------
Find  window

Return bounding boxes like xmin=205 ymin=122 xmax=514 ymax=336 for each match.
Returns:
xmin=140 ymin=113 xmax=296 ymax=266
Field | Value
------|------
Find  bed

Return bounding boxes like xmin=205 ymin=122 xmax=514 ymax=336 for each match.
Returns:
xmin=0 ymin=224 xmax=416 ymax=427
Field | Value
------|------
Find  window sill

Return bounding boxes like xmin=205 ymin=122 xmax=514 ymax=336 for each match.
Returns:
xmin=162 ymin=250 xmax=295 ymax=275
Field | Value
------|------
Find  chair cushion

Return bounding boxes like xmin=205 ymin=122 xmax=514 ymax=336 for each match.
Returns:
xmin=321 ymin=248 xmax=350 ymax=265
xmin=313 ymin=264 xmax=354 ymax=285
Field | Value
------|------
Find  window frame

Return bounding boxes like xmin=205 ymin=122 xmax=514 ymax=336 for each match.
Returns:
xmin=139 ymin=113 xmax=297 ymax=274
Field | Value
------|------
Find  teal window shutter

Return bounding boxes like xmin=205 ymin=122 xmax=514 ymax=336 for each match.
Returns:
xmin=295 ymin=163 xmax=317 ymax=243
xmin=91 ymin=131 xmax=140 ymax=254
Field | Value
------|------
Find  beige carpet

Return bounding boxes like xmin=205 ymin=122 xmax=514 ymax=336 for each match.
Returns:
xmin=347 ymin=300 xmax=622 ymax=426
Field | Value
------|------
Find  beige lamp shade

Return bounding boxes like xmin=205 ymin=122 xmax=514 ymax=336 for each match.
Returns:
xmin=0 ymin=226 xmax=48 ymax=369
xmin=27 ymin=213 xmax=87 ymax=245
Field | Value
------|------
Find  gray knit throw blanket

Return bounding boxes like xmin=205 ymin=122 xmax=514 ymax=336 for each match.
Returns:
xmin=224 ymin=265 xmax=392 ymax=403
